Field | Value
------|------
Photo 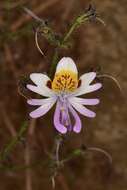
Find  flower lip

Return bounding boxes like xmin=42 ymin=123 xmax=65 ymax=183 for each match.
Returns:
xmin=51 ymin=57 xmax=79 ymax=93
xmin=52 ymin=70 xmax=78 ymax=93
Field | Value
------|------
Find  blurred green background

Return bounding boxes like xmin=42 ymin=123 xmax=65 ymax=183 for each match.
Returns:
xmin=0 ymin=0 xmax=127 ymax=189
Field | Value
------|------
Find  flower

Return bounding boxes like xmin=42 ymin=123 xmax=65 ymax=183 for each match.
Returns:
xmin=27 ymin=57 xmax=102 ymax=134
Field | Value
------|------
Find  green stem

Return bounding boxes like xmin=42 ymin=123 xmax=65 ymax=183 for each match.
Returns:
xmin=62 ymin=148 xmax=85 ymax=163
xmin=49 ymin=49 xmax=59 ymax=78
xmin=0 ymin=159 xmax=48 ymax=171
xmin=63 ymin=22 xmax=78 ymax=43
xmin=0 ymin=122 xmax=28 ymax=161
xmin=62 ymin=14 xmax=89 ymax=44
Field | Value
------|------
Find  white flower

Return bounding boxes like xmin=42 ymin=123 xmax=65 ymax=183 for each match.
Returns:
xmin=27 ymin=57 xmax=102 ymax=134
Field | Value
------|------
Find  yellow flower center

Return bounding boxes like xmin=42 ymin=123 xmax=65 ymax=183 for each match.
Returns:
xmin=52 ymin=70 xmax=78 ymax=92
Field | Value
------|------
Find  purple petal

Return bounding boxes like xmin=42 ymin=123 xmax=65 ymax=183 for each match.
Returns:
xmin=54 ymin=101 xmax=67 ymax=134
xmin=29 ymin=99 xmax=56 ymax=118
xmin=69 ymin=97 xmax=100 ymax=106
xmin=70 ymin=101 xmax=96 ymax=118
xmin=69 ymin=105 xmax=82 ymax=133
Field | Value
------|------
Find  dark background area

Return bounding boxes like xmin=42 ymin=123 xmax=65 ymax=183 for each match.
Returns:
xmin=0 ymin=0 xmax=127 ymax=189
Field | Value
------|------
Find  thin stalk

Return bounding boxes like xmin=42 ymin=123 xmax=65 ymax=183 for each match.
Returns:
xmin=97 ymin=74 xmax=122 ymax=94
xmin=55 ymin=137 xmax=61 ymax=166
xmin=87 ymin=147 xmax=112 ymax=163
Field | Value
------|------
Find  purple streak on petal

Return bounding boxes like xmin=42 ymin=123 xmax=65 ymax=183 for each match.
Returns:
xmin=29 ymin=99 xmax=56 ymax=118
xmin=61 ymin=110 xmax=71 ymax=131
xmin=70 ymin=101 xmax=96 ymax=118
xmin=69 ymin=97 xmax=100 ymax=106
xmin=69 ymin=105 xmax=82 ymax=133
xmin=61 ymin=108 xmax=67 ymax=123
xmin=54 ymin=101 xmax=67 ymax=134
xmin=61 ymin=102 xmax=72 ymax=132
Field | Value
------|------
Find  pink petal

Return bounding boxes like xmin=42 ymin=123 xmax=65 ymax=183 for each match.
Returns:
xmin=29 ymin=99 xmax=56 ymax=118
xmin=27 ymin=98 xmax=53 ymax=106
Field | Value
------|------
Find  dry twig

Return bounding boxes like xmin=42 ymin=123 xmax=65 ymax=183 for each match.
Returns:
xmin=25 ymin=119 xmax=36 ymax=190
xmin=4 ymin=44 xmax=18 ymax=78
xmin=0 ymin=103 xmax=17 ymax=137
xmin=57 ymin=174 xmax=70 ymax=190
xmin=11 ymin=0 xmax=60 ymax=31
xmin=62 ymin=0 xmax=75 ymax=20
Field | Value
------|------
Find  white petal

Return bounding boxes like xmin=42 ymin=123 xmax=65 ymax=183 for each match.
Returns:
xmin=73 ymin=83 xmax=102 ymax=97
xmin=27 ymin=73 xmax=55 ymax=97
xmin=80 ymin=72 xmax=96 ymax=86
xmin=83 ymin=83 xmax=102 ymax=94
xmin=69 ymin=101 xmax=96 ymax=118
xmin=30 ymin=73 xmax=50 ymax=86
xmin=27 ymin=84 xmax=55 ymax=97
xmin=69 ymin=97 xmax=100 ymax=105
xmin=56 ymin=57 xmax=78 ymax=73
xmin=29 ymin=98 xmax=56 ymax=118
xmin=72 ymin=72 xmax=100 ymax=96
